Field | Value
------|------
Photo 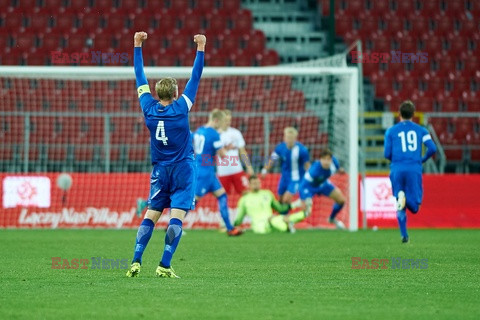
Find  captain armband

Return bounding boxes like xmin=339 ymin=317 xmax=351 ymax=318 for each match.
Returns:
xmin=137 ymin=84 xmax=151 ymax=98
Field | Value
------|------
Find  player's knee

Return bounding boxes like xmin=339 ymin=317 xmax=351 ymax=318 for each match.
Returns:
xmin=410 ymin=205 xmax=420 ymax=214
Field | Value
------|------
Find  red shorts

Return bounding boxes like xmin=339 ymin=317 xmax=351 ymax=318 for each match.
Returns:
xmin=219 ymin=172 xmax=249 ymax=195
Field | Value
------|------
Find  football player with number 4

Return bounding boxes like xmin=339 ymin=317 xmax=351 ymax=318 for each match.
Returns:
xmin=126 ymin=31 xmax=205 ymax=279
xmin=384 ymin=100 xmax=437 ymax=243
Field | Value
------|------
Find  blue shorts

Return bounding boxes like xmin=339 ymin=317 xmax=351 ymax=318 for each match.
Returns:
xmin=277 ymin=176 xmax=300 ymax=196
xmin=389 ymin=169 xmax=423 ymax=207
xmin=195 ymin=169 xmax=223 ymax=198
xmin=299 ymin=179 xmax=335 ymax=200
xmin=148 ymin=160 xmax=196 ymax=212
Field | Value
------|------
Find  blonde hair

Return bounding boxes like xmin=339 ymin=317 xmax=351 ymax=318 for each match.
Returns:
xmin=155 ymin=77 xmax=178 ymax=101
xmin=284 ymin=127 xmax=298 ymax=136
xmin=223 ymin=109 xmax=232 ymax=116
xmin=209 ymin=109 xmax=226 ymax=122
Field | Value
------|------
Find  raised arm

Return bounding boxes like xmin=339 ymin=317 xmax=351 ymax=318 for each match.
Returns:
xmin=182 ymin=34 xmax=206 ymax=109
xmin=133 ymin=32 xmax=148 ymax=88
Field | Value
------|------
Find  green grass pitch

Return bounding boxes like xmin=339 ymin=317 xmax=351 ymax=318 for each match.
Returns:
xmin=1 ymin=229 xmax=479 ymax=319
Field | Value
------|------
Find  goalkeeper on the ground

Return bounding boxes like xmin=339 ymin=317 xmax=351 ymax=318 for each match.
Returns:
xmin=234 ymin=175 xmax=309 ymax=234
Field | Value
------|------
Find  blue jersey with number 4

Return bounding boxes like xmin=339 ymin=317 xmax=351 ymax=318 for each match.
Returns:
xmin=134 ymin=47 xmax=204 ymax=166
xmin=384 ymin=121 xmax=436 ymax=172
xmin=194 ymin=126 xmax=223 ymax=174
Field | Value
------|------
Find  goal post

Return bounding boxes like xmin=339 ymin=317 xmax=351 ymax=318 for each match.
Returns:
xmin=0 ymin=65 xmax=358 ymax=231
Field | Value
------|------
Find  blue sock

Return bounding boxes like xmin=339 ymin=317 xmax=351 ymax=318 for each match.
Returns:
xmin=329 ymin=203 xmax=344 ymax=220
xmin=217 ymin=194 xmax=234 ymax=231
xmin=160 ymin=218 xmax=183 ymax=268
xmin=397 ymin=209 xmax=408 ymax=238
xmin=132 ymin=218 xmax=155 ymax=264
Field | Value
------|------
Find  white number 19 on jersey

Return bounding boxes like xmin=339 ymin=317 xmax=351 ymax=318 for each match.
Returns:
xmin=398 ymin=130 xmax=417 ymax=152
xmin=155 ymin=121 xmax=169 ymax=145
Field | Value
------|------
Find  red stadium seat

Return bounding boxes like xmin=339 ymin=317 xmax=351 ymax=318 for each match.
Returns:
xmin=458 ymin=16 xmax=479 ymax=37
xmin=150 ymin=53 xmax=177 ymax=66
xmin=12 ymin=34 xmax=37 ymax=51
xmin=24 ymin=54 xmax=46 ymax=65
xmin=256 ymin=49 xmax=279 ymax=66
xmin=443 ymin=0 xmax=466 ymax=16
xmin=335 ymin=16 xmax=354 ymax=35
xmin=65 ymin=0 xmax=92 ymax=13
xmin=47 ymin=146 xmax=69 ymax=162
xmin=398 ymin=38 xmax=417 ymax=52
xmin=104 ymin=14 xmax=129 ymax=33
xmin=155 ymin=14 xmax=177 ymax=35
xmin=194 ymin=0 xmax=215 ymax=14
xmin=178 ymin=14 xmax=203 ymax=33
xmin=52 ymin=14 xmax=77 ymax=33
xmin=229 ymin=51 xmax=253 ymax=66
xmin=452 ymin=118 xmax=474 ymax=140
xmin=24 ymin=14 xmax=51 ymax=33
xmin=448 ymin=36 xmax=468 ymax=56
xmin=93 ymin=0 xmax=116 ymax=13
xmin=37 ymin=34 xmax=63 ymax=53
xmin=413 ymin=95 xmax=434 ymax=112
xmin=243 ymin=30 xmax=266 ymax=54
xmin=205 ymin=14 xmax=227 ymax=35
xmin=168 ymin=0 xmax=193 ymax=14
xmin=39 ymin=0 xmax=65 ymax=13
xmin=373 ymin=77 xmax=393 ymax=97
xmin=373 ymin=38 xmax=392 ymax=52
xmin=78 ymin=13 xmax=102 ymax=33
xmin=444 ymin=148 xmax=464 ymax=161
xmin=407 ymin=16 xmax=429 ymax=37
xmin=218 ymin=0 xmax=240 ymax=12
xmin=418 ymin=0 xmax=441 ymax=15
xmin=64 ymin=34 xmax=89 ymax=52
xmin=218 ymin=33 xmax=241 ymax=52
xmin=383 ymin=15 xmax=405 ymax=36
xmin=432 ymin=15 xmax=454 ymax=36
xmin=230 ymin=10 xmax=252 ymax=35
xmin=205 ymin=52 xmax=228 ymax=66
xmin=440 ymin=96 xmax=459 ymax=112
xmin=131 ymin=16 xmax=154 ymax=33
xmin=370 ymin=0 xmax=391 ymax=15
xmin=117 ymin=0 xmax=142 ymax=14
xmin=93 ymin=34 xmax=113 ymax=50
xmin=167 ymin=33 xmax=192 ymax=55
xmin=74 ymin=146 xmax=95 ymax=162
xmin=394 ymin=0 xmax=415 ymax=17
xmin=357 ymin=16 xmax=379 ymax=37
xmin=421 ymin=35 xmax=443 ymax=54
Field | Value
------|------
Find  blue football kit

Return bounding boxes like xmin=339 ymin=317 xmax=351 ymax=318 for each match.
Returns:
xmin=271 ymin=142 xmax=310 ymax=195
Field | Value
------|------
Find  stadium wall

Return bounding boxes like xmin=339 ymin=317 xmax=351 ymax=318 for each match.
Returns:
xmin=1 ymin=173 xmax=479 ymax=229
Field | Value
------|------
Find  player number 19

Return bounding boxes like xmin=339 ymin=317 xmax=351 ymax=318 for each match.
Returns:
xmin=155 ymin=121 xmax=169 ymax=145
xmin=398 ymin=130 xmax=417 ymax=152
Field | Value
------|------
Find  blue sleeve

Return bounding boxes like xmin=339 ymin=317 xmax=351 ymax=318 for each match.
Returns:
xmin=384 ymin=128 xmax=392 ymax=161
xmin=182 ymin=51 xmax=205 ymax=108
xmin=134 ymin=47 xmax=148 ymax=87
xmin=134 ymin=47 xmax=156 ymax=112
xmin=309 ymin=162 xmax=320 ymax=178
xmin=422 ymin=133 xmax=437 ymax=163
xmin=332 ymin=156 xmax=340 ymax=170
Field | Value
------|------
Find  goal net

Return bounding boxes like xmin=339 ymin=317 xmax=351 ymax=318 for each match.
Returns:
xmin=0 ymin=64 xmax=358 ymax=230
